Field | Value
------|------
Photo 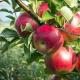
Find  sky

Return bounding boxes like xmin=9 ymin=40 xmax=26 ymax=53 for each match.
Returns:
xmin=0 ymin=1 xmax=29 ymax=23
xmin=0 ymin=2 xmax=12 ymax=22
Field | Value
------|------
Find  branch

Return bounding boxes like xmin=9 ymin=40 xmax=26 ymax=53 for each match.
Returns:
xmin=15 ymin=0 xmax=42 ymax=25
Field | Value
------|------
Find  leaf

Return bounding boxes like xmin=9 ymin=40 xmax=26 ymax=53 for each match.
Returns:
xmin=27 ymin=33 xmax=33 ymax=46
xmin=60 ymin=6 xmax=73 ymax=21
xmin=6 ymin=15 xmax=15 ymax=21
xmin=3 ymin=0 xmax=10 ymax=4
xmin=0 ymin=36 xmax=8 ymax=42
xmin=64 ymin=0 xmax=78 ymax=8
xmin=1 ymin=28 xmax=19 ymax=38
xmin=1 ymin=42 xmax=10 ymax=53
xmin=0 ymin=9 xmax=13 ymax=14
xmin=24 ymin=32 xmax=33 ymax=48
xmin=10 ymin=20 xmax=15 ymax=26
xmin=14 ymin=7 xmax=21 ymax=12
xmin=24 ymin=44 xmax=31 ymax=60
xmin=11 ymin=0 xmax=17 ymax=10
xmin=42 ymin=11 xmax=54 ymax=21
xmin=9 ymin=38 xmax=21 ymax=48
xmin=27 ymin=50 xmax=43 ymax=63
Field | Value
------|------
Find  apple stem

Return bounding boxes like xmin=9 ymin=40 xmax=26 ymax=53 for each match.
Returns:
xmin=15 ymin=0 xmax=43 ymax=25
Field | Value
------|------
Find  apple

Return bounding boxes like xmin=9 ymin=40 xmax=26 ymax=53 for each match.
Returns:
xmin=45 ymin=47 xmax=76 ymax=73
xmin=75 ymin=54 xmax=80 ymax=71
xmin=15 ymin=12 xmax=39 ymax=37
xmin=60 ymin=29 xmax=78 ymax=41
xmin=63 ymin=12 xmax=80 ymax=41
xmin=64 ymin=12 xmax=80 ymax=36
xmin=38 ymin=2 xmax=49 ymax=17
xmin=71 ymin=12 xmax=80 ymax=27
xmin=32 ymin=24 xmax=64 ymax=53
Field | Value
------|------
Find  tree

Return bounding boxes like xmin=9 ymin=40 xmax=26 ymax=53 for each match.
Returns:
xmin=0 ymin=0 xmax=80 ymax=80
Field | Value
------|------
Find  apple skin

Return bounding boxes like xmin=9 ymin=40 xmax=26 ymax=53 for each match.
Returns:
xmin=63 ymin=12 xmax=80 ymax=40
xmin=45 ymin=47 xmax=77 ymax=73
xmin=64 ymin=12 xmax=80 ymax=36
xmin=32 ymin=24 xmax=64 ymax=53
xmin=75 ymin=54 xmax=80 ymax=71
xmin=60 ymin=29 xmax=78 ymax=41
xmin=38 ymin=2 xmax=49 ymax=17
xmin=15 ymin=12 xmax=39 ymax=37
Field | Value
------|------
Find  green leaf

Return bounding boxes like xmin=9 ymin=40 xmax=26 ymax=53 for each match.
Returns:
xmin=42 ymin=11 xmax=54 ymax=21
xmin=3 ymin=0 xmax=10 ymax=4
xmin=27 ymin=33 xmax=33 ymax=47
xmin=64 ymin=0 xmax=78 ymax=8
xmin=11 ymin=0 xmax=17 ymax=10
xmin=24 ymin=32 xmax=33 ymax=48
xmin=60 ymin=6 xmax=73 ymax=21
xmin=27 ymin=50 xmax=43 ymax=63
xmin=6 ymin=15 xmax=15 ymax=21
xmin=14 ymin=7 xmax=21 ymax=12
xmin=0 ymin=36 xmax=8 ymax=42
xmin=24 ymin=44 xmax=31 ymax=59
xmin=0 ymin=9 xmax=13 ymax=14
xmin=1 ymin=42 xmax=10 ymax=53
xmin=1 ymin=28 xmax=18 ymax=38
xmin=25 ymin=23 xmax=33 ymax=32
xmin=10 ymin=20 xmax=15 ymax=26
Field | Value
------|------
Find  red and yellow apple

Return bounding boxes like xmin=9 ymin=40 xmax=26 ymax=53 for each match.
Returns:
xmin=32 ymin=24 xmax=64 ymax=53
xmin=15 ymin=12 xmax=39 ymax=37
xmin=45 ymin=47 xmax=76 ymax=73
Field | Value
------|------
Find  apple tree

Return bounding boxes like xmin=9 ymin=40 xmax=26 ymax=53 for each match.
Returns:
xmin=0 ymin=0 xmax=80 ymax=80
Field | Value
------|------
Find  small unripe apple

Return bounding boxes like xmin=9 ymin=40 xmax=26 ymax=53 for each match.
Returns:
xmin=32 ymin=24 xmax=64 ymax=53
xmin=75 ymin=54 xmax=80 ymax=71
xmin=38 ymin=2 xmax=49 ymax=17
xmin=45 ymin=47 xmax=76 ymax=73
xmin=15 ymin=12 xmax=39 ymax=37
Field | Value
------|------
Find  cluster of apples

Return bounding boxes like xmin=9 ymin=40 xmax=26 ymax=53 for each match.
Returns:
xmin=15 ymin=2 xmax=80 ymax=80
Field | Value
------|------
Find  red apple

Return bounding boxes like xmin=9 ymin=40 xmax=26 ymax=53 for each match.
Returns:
xmin=38 ymin=2 xmax=49 ymax=17
xmin=45 ymin=47 xmax=76 ymax=73
xmin=71 ymin=12 xmax=80 ymax=27
xmin=75 ymin=54 xmax=80 ymax=71
xmin=15 ymin=12 xmax=39 ymax=37
xmin=32 ymin=24 xmax=64 ymax=53
xmin=64 ymin=12 xmax=80 ymax=36
xmin=60 ymin=29 xmax=78 ymax=41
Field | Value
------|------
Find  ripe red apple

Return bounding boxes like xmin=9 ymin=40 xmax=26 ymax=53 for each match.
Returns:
xmin=32 ymin=24 xmax=64 ymax=53
xmin=71 ymin=12 xmax=80 ymax=27
xmin=60 ymin=29 xmax=78 ymax=41
xmin=15 ymin=12 xmax=39 ymax=37
xmin=64 ymin=12 xmax=80 ymax=36
xmin=38 ymin=2 xmax=49 ymax=17
xmin=75 ymin=54 xmax=80 ymax=71
xmin=45 ymin=47 xmax=76 ymax=73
